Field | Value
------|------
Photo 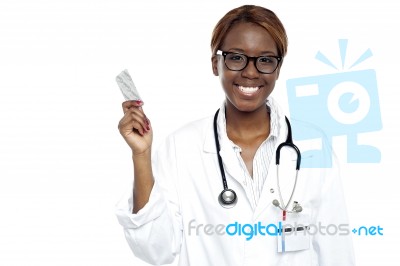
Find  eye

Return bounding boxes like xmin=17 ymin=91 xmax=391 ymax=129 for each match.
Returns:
xmin=258 ymin=56 xmax=275 ymax=64
xmin=226 ymin=53 xmax=245 ymax=62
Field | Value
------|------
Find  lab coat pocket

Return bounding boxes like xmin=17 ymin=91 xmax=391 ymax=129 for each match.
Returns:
xmin=277 ymin=214 xmax=311 ymax=253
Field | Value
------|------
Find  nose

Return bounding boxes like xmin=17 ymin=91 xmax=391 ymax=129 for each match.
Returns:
xmin=241 ymin=58 xmax=260 ymax=79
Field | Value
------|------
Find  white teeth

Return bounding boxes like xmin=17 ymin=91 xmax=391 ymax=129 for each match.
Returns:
xmin=238 ymin=86 xmax=259 ymax=93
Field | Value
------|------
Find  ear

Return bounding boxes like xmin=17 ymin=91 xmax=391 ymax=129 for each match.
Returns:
xmin=211 ymin=55 xmax=219 ymax=76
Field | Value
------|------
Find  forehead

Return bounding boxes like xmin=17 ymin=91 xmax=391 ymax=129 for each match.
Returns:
xmin=221 ymin=22 xmax=277 ymax=54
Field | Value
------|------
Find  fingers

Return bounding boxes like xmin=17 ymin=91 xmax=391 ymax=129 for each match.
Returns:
xmin=122 ymin=100 xmax=143 ymax=113
xmin=119 ymin=101 xmax=151 ymax=136
xmin=119 ymin=117 xmax=146 ymax=136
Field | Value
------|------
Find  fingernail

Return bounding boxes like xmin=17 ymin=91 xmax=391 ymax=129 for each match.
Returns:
xmin=135 ymin=100 xmax=143 ymax=104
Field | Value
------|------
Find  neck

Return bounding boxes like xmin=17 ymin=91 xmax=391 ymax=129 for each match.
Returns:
xmin=225 ymin=102 xmax=270 ymax=139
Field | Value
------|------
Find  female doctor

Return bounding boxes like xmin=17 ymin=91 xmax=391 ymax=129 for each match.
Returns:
xmin=116 ymin=5 xmax=355 ymax=266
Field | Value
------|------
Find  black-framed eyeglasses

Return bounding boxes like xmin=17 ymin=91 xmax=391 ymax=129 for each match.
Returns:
xmin=216 ymin=50 xmax=282 ymax=74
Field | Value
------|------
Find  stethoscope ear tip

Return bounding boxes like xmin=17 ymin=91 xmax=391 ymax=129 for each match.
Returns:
xmin=219 ymin=189 xmax=237 ymax=208
xmin=272 ymin=199 xmax=303 ymax=213
xmin=272 ymin=199 xmax=280 ymax=207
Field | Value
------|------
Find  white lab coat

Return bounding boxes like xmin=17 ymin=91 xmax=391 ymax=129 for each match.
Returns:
xmin=115 ymin=98 xmax=355 ymax=266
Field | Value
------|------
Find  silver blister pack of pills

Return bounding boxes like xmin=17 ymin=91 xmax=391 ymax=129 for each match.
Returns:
xmin=115 ymin=69 xmax=142 ymax=101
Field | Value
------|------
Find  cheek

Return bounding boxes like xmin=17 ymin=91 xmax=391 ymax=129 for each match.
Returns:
xmin=217 ymin=64 xmax=230 ymax=85
xmin=216 ymin=59 xmax=225 ymax=75
xmin=265 ymin=73 xmax=279 ymax=85
xmin=220 ymin=72 xmax=237 ymax=92
xmin=218 ymin=62 xmax=238 ymax=83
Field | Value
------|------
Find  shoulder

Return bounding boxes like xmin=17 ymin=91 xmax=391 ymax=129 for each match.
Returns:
xmin=171 ymin=116 xmax=214 ymax=139
xmin=289 ymin=118 xmax=335 ymax=168
xmin=290 ymin=118 xmax=330 ymax=139
xmin=157 ymin=115 xmax=214 ymax=152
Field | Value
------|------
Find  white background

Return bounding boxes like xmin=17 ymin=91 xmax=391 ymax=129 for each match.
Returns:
xmin=0 ymin=0 xmax=399 ymax=265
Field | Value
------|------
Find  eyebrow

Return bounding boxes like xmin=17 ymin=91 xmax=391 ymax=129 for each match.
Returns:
xmin=226 ymin=48 xmax=277 ymax=55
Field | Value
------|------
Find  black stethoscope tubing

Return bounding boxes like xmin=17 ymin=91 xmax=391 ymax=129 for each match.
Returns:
xmin=213 ymin=108 xmax=301 ymax=208
xmin=213 ymin=109 xmax=238 ymax=207
xmin=276 ymin=116 xmax=301 ymax=170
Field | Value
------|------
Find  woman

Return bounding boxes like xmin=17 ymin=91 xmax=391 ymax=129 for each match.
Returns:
xmin=116 ymin=5 xmax=354 ymax=266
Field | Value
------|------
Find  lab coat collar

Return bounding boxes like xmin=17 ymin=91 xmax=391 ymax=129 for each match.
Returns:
xmin=202 ymin=103 xmax=256 ymax=205
xmin=215 ymin=102 xmax=246 ymax=187
xmin=203 ymin=97 xmax=285 ymax=153
xmin=203 ymin=102 xmax=246 ymax=187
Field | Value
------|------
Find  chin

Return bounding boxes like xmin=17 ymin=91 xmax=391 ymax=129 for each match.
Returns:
xmin=232 ymin=101 xmax=262 ymax=113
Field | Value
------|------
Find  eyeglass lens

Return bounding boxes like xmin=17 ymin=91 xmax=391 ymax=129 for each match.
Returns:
xmin=224 ymin=53 xmax=279 ymax=74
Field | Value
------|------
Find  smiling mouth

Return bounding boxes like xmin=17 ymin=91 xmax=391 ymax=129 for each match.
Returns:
xmin=237 ymin=85 xmax=260 ymax=94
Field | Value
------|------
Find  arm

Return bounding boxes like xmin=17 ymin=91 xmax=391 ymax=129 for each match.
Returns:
xmin=118 ymin=100 xmax=154 ymax=213
xmin=131 ymin=150 xmax=154 ymax=214
xmin=116 ymin=101 xmax=182 ymax=264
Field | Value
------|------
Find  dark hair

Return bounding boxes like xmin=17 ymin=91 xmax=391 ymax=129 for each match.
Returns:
xmin=211 ymin=5 xmax=288 ymax=57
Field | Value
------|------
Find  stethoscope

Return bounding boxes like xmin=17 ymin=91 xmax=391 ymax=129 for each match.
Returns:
xmin=213 ymin=109 xmax=303 ymax=216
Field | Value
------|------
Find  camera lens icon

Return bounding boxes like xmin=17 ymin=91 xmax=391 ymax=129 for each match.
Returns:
xmin=327 ymin=81 xmax=371 ymax=125
xmin=286 ymin=69 xmax=382 ymax=166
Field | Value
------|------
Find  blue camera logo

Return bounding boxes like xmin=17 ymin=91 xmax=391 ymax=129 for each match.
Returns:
xmin=286 ymin=39 xmax=382 ymax=168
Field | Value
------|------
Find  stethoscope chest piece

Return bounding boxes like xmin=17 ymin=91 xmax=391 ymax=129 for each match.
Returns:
xmin=218 ymin=189 xmax=237 ymax=208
